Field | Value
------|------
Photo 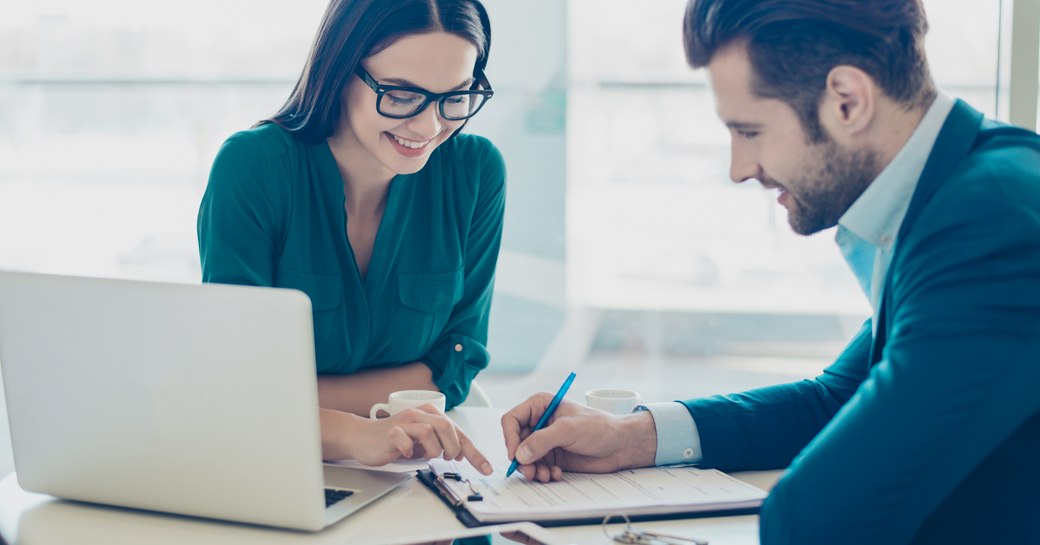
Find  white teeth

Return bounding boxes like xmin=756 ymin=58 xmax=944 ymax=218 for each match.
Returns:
xmin=390 ymin=134 xmax=429 ymax=149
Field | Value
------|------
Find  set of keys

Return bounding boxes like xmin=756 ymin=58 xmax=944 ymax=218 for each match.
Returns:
xmin=602 ymin=514 xmax=708 ymax=545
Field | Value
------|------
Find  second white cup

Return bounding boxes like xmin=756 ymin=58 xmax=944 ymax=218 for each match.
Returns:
xmin=584 ymin=388 xmax=644 ymax=415
xmin=369 ymin=390 xmax=446 ymax=419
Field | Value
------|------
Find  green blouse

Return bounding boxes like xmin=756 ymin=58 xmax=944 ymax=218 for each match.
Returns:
xmin=197 ymin=124 xmax=506 ymax=408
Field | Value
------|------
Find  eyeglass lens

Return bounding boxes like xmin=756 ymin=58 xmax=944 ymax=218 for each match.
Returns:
xmin=379 ymin=89 xmax=487 ymax=120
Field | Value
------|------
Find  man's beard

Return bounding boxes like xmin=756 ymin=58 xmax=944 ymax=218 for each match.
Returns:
xmin=783 ymin=139 xmax=881 ymax=236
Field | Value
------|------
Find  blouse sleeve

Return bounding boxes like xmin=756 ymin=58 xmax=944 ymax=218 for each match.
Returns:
xmin=420 ymin=138 xmax=507 ymax=408
xmin=197 ymin=130 xmax=283 ymax=287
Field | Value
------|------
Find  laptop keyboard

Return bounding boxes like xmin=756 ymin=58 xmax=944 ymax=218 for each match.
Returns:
xmin=324 ymin=488 xmax=355 ymax=508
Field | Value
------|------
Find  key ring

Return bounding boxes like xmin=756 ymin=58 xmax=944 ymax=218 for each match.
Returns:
xmin=601 ymin=513 xmax=709 ymax=545
xmin=602 ymin=513 xmax=634 ymax=543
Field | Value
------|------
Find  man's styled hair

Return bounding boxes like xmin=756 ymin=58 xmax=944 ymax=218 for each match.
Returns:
xmin=684 ymin=0 xmax=936 ymax=142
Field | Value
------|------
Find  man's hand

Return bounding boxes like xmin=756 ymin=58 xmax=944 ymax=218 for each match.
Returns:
xmin=321 ymin=405 xmax=493 ymax=475
xmin=501 ymin=393 xmax=658 ymax=482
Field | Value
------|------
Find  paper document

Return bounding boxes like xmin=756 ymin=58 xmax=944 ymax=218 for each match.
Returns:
xmin=427 ymin=459 xmax=766 ymax=524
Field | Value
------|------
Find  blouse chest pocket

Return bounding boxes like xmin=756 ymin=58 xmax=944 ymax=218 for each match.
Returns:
xmin=275 ymin=267 xmax=345 ymax=368
xmin=397 ymin=268 xmax=464 ymax=352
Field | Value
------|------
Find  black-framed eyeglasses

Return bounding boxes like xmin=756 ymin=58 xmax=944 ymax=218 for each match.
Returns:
xmin=354 ymin=65 xmax=494 ymax=121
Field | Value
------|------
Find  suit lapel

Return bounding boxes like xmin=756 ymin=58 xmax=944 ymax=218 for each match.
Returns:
xmin=868 ymin=100 xmax=985 ymax=365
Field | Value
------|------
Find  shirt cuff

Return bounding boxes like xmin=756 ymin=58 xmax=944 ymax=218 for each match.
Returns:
xmin=637 ymin=401 xmax=703 ymax=466
xmin=420 ymin=334 xmax=490 ymax=410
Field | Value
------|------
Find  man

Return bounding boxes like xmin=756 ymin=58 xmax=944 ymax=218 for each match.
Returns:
xmin=501 ymin=1 xmax=1040 ymax=543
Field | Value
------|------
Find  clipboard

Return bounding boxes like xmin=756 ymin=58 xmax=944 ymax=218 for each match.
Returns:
xmin=417 ymin=461 xmax=765 ymax=528
xmin=418 ymin=468 xmax=495 ymax=528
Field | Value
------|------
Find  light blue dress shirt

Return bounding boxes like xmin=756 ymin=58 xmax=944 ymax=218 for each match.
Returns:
xmin=642 ymin=94 xmax=956 ymax=466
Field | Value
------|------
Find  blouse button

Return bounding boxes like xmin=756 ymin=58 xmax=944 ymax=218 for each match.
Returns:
xmin=454 ymin=343 xmax=463 ymax=352
xmin=682 ymin=448 xmax=695 ymax=459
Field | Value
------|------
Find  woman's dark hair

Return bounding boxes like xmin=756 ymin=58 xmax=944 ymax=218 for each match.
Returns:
xmin=684 ymin=0 xmax=935 ymax=142
xmin=267 ymin=0 xmax=491 ymax=143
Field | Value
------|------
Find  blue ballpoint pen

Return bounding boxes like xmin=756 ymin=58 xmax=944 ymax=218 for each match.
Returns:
xmin=505 ymin=371 xmax=577 ymax=478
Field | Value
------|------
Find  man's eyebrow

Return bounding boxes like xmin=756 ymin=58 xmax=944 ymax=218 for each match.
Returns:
xmin=725 ymin=121 xmax=763 ymax=130
xmin=381 ymin=77 xmax=475 ymax=92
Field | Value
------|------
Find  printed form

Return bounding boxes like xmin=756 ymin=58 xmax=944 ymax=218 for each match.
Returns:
xmin=428 ymin=459 xmax=766 ymax=523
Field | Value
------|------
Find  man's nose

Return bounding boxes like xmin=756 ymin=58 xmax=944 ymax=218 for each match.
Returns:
xmin=729 ymin=144 xmax=761 ymax=184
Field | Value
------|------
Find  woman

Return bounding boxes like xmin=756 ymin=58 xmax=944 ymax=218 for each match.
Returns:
xmin=197 ymin=0 xmax=503 ymax=472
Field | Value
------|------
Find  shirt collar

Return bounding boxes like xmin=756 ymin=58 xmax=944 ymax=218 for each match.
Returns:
xmin=838 ymin=93 xmax=955 ymax=249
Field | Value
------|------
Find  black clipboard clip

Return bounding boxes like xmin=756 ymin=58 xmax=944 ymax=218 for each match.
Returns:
xmin=419 ymin=468 xmax=483 ymax=507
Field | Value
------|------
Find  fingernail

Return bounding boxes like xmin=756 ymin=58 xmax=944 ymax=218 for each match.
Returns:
xmin=481 ymin=462 xmax=492 ymax=474
xmin=517 ymin=445 xmax=532 ymax=463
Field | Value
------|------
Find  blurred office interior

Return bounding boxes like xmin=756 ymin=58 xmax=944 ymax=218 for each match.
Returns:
xmin=1 ymin=0 xmax=1037 ymax=477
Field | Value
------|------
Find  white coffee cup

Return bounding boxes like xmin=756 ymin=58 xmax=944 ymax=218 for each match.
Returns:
xmin=369 ymin=390 xmax=446 ymax=419
xmin=584 ymin=388 xmax=644 ymax=415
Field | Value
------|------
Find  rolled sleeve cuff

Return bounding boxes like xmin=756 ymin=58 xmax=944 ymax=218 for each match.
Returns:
xmin=420 ymin=334 xmax=490 ymax=409
xmin=639 ymin=401 xmax=703 ymax=466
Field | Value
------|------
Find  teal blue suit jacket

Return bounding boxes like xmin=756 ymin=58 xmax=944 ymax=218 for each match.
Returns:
xmin=682 ymin=101 xmax=1040 ymax=544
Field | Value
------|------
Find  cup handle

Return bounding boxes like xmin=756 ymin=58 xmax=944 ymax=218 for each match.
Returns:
xmin=630 ymin=398 xmax=646 ymax=413
xmin=370 ymin=403 xmax=391 ymax=420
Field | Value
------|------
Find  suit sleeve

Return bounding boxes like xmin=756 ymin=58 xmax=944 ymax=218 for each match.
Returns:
xmin=681 ymin=319 xmax=871 ymax=471
xmin=420 ymin=140 xmax=506 ymax=408
xmin=758 ymin=183 xmax=1040 ymax=544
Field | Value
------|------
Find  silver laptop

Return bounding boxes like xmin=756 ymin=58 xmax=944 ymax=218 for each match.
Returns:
xmin=0 ymin=270 xmax=410 ymax=531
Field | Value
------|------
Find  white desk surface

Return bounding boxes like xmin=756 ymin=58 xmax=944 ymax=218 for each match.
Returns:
xmin=0 ymin=407 xmax=781 ymax=545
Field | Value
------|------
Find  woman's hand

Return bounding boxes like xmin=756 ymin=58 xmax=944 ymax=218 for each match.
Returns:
xmin=321 ymin=405 xmax=493 ymax=475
